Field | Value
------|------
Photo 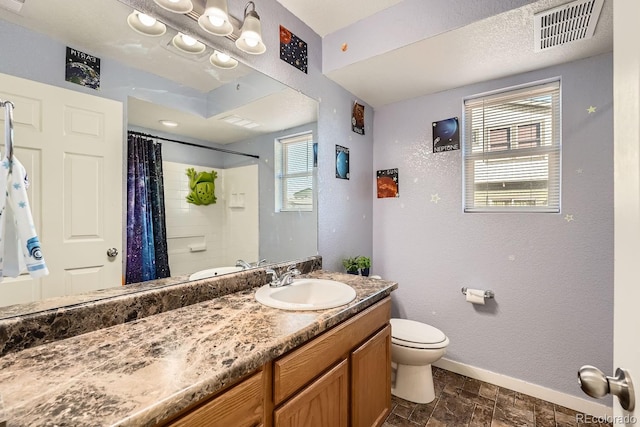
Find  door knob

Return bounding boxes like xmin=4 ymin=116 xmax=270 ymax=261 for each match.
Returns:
xmin=106 ymin=248 xmax=119 ymax=258
xmin=578 ymin=365 xmax=635 ymax=411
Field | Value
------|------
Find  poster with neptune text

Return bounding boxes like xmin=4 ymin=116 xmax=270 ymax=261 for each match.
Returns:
xmin=335 ymin=145 xmax=350 ymax=179
xmin=432 ymin=117 xmax=459 ymax=153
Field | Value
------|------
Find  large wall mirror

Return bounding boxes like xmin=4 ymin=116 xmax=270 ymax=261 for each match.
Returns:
xmin=0 ymin=0 xmax=318 ymax=313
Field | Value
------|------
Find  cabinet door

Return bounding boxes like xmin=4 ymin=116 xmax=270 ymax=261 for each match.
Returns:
xmin=167 ymin=370 xmax=264 ymax=427
xmin=351 ymin=325 xmax=391 ymax=427
xmin=274 ymin=359 xmax=348 ymax=427
xmin=274 ymin=298 xmax=391 ymax=405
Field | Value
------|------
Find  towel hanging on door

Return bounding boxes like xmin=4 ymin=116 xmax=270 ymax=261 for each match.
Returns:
xmin=0 ymin=100 xmax=48 ymax=280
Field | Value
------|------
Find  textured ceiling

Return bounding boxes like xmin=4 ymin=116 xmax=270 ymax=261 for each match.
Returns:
xmin=0 ymin=0 xmax=318 ymax=144
xmin=1 ymin=0 xmax=614 ymax=119
xmin=275 ymin=0 xmax=404 ymax=37
xmin=277 ymin=0 xmax=613 ymax=108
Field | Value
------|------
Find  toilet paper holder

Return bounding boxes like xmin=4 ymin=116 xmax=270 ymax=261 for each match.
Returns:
xmin=461 ymin=287 xmax=495 ymax=299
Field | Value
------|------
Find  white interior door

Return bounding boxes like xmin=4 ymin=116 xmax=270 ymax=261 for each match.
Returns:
xmin=612 ymin=0 xmax=640 ymax=424
xmin=0 ymin=73 xmax=122 ymax=305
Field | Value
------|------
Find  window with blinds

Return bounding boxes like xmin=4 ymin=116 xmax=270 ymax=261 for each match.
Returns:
xmin=275 ymin=132 xmax=314 ymax=212
xmin=463 ymin=80 xmax=561 ymax=213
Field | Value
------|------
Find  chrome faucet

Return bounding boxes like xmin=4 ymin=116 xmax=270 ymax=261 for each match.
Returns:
xmin=266 ymin=265 xmax=301 ymax=288
xmin=235 ymin=259 xmax=252 ymax=269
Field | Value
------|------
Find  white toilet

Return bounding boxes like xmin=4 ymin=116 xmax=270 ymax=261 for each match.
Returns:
xmin=390 ymin=318 xmax=450 ymax=404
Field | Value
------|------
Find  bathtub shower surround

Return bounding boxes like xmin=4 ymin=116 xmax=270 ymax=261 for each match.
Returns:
xmin=163 ymin=161 xmax=259 ymax=277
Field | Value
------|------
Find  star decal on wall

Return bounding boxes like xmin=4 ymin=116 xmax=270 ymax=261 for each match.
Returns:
xmin=430 ymin=193 xmax=441 ymax=204
xmin=576 ymin=169 xmax=583 ymax=174
xmin=564 ymin=214 xmax=575 ymax=222
xmin=587 ymin=106 xmax=597 ymax=114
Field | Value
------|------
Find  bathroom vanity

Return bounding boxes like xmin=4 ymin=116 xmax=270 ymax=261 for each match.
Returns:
xmin=165 ymin=297 xmax=391 ymax=427
xmin=0 ymin=267 xmax=397 ymax=427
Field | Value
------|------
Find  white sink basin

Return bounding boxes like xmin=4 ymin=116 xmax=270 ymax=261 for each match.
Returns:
xmin=189 ymin=266 xmax=243 ymax=281
xmin=255 ymin=278 xmax=357 ymax=311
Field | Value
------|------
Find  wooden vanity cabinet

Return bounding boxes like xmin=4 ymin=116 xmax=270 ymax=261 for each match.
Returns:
xmin=162 ymin=297 xmax=391 ymax=427
xmin=273 ymin=297 xmax=391 ymax=427
xmin=164 ymin=366 xmax=270 ymax=427
xmin=351 ymin=324 xmax=392 ymax=427
xmin=274 ymin=358 xmax=349 ymax=427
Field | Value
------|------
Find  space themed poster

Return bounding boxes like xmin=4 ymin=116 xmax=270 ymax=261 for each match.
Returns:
xmin=280 ymin=25 xmax=308 ymax=74
xmin=377 ymin=168 xmax=399 ymax=198
xmin=335 ymin=145 xmax=350 ymax=180
xmin=432 ymin=117 xmax=459 ymax=153
xmin=65 ymin=47 xmax=100 ymax=90
xmin=352 ymin=101 xmax=365 ymax=135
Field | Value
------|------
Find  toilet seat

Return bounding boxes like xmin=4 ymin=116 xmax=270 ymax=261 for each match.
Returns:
xmin=390 ymin=318 xmax=449 ymax=349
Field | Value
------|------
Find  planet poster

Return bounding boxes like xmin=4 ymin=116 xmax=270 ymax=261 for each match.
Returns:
xmin=335 ymin=145 xmax=350 ymax=180
xmin=66 ymin=47 xmax=100 ymax=90
xmin=432 ymin=117 xmax=459 ymax=153
xmin=280 ymin=25 xmax=308 ymax=74
xmin=352 ymin=101 xmax=365 ymax=135
xmin=377 ymin=168 xmax=399 ymax=198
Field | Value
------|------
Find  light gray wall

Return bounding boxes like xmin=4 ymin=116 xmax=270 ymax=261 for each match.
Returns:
xmin=372 ymin=52 xmax=613 ymax=398
xmin=190 ymin=0 xmax=379 ymax=273
xmin=225 ymin=123 xmax=318 ymax=263
xmin=189 ymin=0 xmax=376 ymax=271
xmin=0 ymin=2 xmax=376 ymax=273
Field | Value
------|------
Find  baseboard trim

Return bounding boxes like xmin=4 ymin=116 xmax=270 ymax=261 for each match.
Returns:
xmin=433 ymin=358 xmax=612 ymax=417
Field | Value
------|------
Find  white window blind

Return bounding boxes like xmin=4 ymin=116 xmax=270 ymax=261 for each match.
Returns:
xmin=463 ymin=80 xmax=561 ymax=213
xmin=275 ymin=132 xmax=314 ymax=212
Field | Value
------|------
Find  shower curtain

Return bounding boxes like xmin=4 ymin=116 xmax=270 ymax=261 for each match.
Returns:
xmin=125 ymin=133 xmax=170 ymax=284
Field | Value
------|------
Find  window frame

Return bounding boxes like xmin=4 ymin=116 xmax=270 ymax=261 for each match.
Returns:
xmin=462 ymin=79 xmax=561 ymax=213
xmin=274 ymin=131 xmax=314 ymax=213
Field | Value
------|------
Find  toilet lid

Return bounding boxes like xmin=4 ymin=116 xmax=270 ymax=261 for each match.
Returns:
xmin=390 ymin=318 xmax=447 ymax=347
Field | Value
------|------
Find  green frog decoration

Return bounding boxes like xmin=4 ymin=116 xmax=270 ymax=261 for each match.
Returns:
xmin=185 ymin=168 xmax=217 ymax=205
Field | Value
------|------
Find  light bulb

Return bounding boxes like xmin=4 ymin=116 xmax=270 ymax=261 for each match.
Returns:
xmin=168 ymin=0 xmax=180 ymax=2
xmin=243 ymin=33 xmax=259 ymax=47
xmin=217 ymin=52 xmax=230 ymax=62
xmin=137 ymin=13 xmax=157 ymax=27
xmin=181 ymin=34 xmax=197 ymax=46
xmin=208 ymin=14 xmax=225 ymax=27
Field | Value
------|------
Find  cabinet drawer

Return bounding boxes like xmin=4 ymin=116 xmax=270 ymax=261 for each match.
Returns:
xmin=167 ymin=370 xmax=264 ymax=427
xmin=274 ymin=297 xmax=391 ymax=405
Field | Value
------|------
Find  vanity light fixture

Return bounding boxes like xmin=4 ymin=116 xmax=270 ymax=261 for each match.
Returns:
xmin=159 ymin=120 xmax=179 ymax=127
xmin=172 ymin=33 xmax=206 ymax=54
xmin=153 ymin=0 xmax=193 ymax=14
xmin=198 ymin=0 xmax=233 ymax=37
xmin=157 ymin=0 xmax=267 ymax=55
xmin=127 ymin=10 xmax=167 ymax=36
xmin=209 ymin=50 xmax=238 ymax=69
xmin=235 ymin=1 xmax=266 ymax=55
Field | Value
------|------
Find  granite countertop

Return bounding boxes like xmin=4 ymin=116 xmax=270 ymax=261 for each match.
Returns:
xmin=0 ymin=271 xmax=397 ymax=427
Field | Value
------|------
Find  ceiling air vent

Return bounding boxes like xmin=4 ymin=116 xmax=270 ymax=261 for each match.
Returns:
xmin=534 ymin=0 xmax=604 ymax=51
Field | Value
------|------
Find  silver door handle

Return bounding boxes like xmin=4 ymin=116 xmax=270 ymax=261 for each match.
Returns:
xmin=106 ymin=248 xmax=119 ymax=258
xmin=578 ymin=365 xmax=635 ymax=411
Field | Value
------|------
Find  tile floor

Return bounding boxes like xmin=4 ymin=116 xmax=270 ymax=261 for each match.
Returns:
xmin=383 ymin=367 xmax=612 ymax=427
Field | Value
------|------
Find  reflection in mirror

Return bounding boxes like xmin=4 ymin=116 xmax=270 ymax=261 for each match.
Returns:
xmin=0 ymin=0 xmax=318 ymax=313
